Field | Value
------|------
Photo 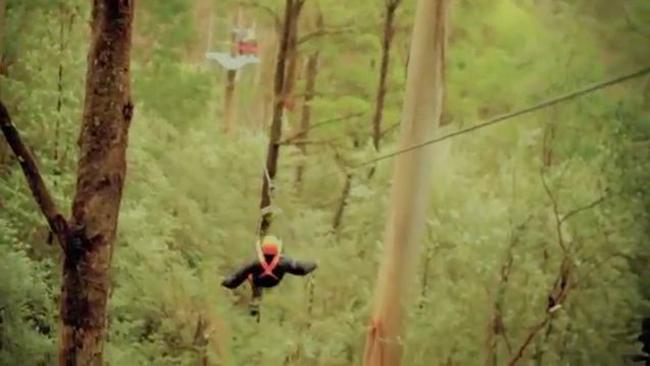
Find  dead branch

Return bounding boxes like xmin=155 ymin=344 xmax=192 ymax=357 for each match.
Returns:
xmin=0 ymin=100 xmax=68 ymax=247
xmin=508 ymin=172 xmax=594 ymax=365
xmin=485 ymin=215 xmax=533 ymax=365
xmin=540 ymin=168 xmax=566 ymax=253
xmin=508 ymin=318 xmax=550 ymax=366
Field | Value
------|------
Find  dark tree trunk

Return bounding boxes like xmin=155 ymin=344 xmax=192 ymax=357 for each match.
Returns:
xmin=295 ymin=51 xmax=319 ymax=188
xmin=371 ymin=0 xmax=401 ymax=152
xmin=0 ymin=0 xmax=8 ymax=167
xmin=59 ymin=1 xmax=134 ymax=364
xmin=0 ymin=2 xmax=134 ymax=364
xmin=332 ymin=173 xmax=352 ymax=231
xmin=280 ymin=1 xmax=303 ymax=120
xmin=54 ymin=2 xmax=65 ymax=163
xmin=258 ymin=0 xmax=304 ymax=237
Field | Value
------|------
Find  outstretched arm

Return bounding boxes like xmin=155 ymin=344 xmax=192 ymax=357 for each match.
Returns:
xmin=221 ymin=261 xmax=257 ymax=289
xmin=281 ymin=257 xmax=317 ymax=276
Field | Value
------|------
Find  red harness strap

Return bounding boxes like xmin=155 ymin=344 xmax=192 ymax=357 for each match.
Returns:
xmin=257 ymin=249 xmax=280 ymax=280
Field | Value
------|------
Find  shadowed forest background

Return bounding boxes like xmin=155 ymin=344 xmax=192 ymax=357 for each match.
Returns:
xmin=0 ymin=0 xmax=649 ymax=365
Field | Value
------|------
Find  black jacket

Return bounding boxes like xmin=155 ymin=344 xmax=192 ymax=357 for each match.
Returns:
xmin=221 ymin=254 xmax=317 ymax=289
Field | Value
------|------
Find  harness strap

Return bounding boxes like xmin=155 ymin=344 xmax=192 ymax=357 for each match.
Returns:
xmin=256 ymin=246 xmax=280 ymax=280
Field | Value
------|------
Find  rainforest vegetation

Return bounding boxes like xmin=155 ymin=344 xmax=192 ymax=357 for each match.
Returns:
xmin=0 ymin=0 xmax=649 ymax=365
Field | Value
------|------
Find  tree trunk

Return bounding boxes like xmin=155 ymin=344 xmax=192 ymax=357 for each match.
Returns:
xmin=295 ymin=51 xmax=319 ymax=188
xmin=371 ymin=0 xmax=401 ymax=151
xmin=542 ymin=114 xmax=556 ymax=167
xmin=331 ymin=173 xmax=352 ymax=231
xmin=258 ymin=0 xmax=304 ymax=237
xmin=280 ymin=1 xmax=303 ymax=128
xmin=256 ymin=29 xmax=277 ymax=132
xmin=223 ymin=10 xmax=243 ymax=135
xmin=363 ymin=0 xmax=449 ymax=365
xmin=59 ymin=1 xmax=134 ymax=364
xmin=0 ymin=0 xmax=5 ymax=77
xmin=0 ymin=0 xmax=7 ymax=167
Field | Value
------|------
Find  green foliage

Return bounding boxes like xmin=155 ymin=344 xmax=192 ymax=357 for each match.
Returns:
xmin=0 ymin=0 xmax=648 ymax=365
xmin=0 ymin=221 xmax=55 ymax=365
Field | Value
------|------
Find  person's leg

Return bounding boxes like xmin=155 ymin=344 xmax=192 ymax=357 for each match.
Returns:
xmin=249 ymin=281 xmax=262 ymax=319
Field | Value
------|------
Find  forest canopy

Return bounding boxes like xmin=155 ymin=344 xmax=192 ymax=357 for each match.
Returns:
xmin=0 ymin=0 xmax=648 ymax=365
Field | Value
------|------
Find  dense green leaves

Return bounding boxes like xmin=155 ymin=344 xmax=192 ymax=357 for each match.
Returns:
xmin=0 ymin=0 xmax=648 ymax=365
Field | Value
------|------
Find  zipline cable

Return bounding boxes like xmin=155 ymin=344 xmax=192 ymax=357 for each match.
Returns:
xmin=354 ymin=66 xmax=650 ymax=168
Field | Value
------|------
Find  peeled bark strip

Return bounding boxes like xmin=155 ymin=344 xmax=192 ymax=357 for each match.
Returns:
xmin=60 ymin=1 xmax=134 ymax=365
xmin=363 ymin=0 xmax=449 ymax=365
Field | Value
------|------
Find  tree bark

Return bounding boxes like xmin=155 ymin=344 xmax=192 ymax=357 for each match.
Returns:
xmin=294 ymin=51 xmax=318 ymax=188
xmin=223 ymin=9 xmax=243 ymax=135
xmin=331 ymin=173 xmax=351 ymax=231
xmin=0 ymin=2 xmax=134 ymax=364
xmin=363 ymin=0 xmax=449 ymax=365
xmin=280 ymin=1 xmax=303 ymax=124
xmin=0 ymin=0 xmax=5 ymax=74
xmin=0 ymin=102 xmax=67 ymax=243
xmin=258 ymin=0 xmax=303 ymax=237
xmin=371 ymin=0 xmax=401 ymax=152
xmin=0 ymin=0 xmax=8 ymax=166
xmin=59 ymin=1 xmax=134 ymax=364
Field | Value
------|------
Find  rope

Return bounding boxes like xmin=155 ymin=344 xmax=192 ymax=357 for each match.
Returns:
xmin=354 ymin=66 xmax=650 ymax=168
xmin=255 ymin=164 xmax=278 ymax=250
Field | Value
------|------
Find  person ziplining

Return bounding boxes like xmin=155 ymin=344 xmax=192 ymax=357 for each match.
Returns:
xmin=221 ymin=235 xmax=317 ymax=318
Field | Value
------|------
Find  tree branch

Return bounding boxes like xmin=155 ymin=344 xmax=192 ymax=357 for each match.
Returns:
xmin=237 ymin=1 xmax=281 ymax=31
xmin=279 ymin=138 xmax=340 ymax=146
xmin=280 ymin=112 xmax=364 ymax=144
xmin=560 ymin=195 xmax=606 ymax=224
xmin=297 ymin=26 xmax=357 ymax=45
xmin=380 ymin=121 xmax=400 ymax=138
xmin=310 ymin=112 xmax=364 ymax=130
xmin=485 ymin=215 xmax=533 ymax=365
xmin=540 ymin=167 xmax=566 ymax=253
xmin=508 ymin=318 xmax=550 ymax=366
xmin=0 ymin=100 xmax=68 ymax=247
xmin=623 ymin=1 xmax=650 ymax=39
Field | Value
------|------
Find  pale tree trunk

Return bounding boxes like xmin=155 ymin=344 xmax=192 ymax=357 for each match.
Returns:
xmin=258 ymin=0 xmax=304 ymax=237
xmin=257 ymin=30 xmax=277 ymax=132
xmin=223 ymin=9 xmax=243 ymax=135
xmin=363 ymin=0 xmax=449 ymax=365
xmin=372 ymin=0 xmax=401 ymax=151
xmin=294 ymin=50 xmax=318 ymax=188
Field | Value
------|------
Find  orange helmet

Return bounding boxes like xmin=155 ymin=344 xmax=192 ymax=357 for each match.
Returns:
xmin=261 ymin=243 xmax=279 ymax=255
xmin=260 ymin=235 xmax=282 ymax=256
